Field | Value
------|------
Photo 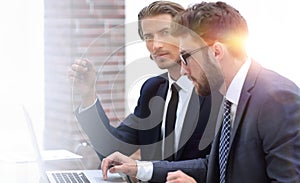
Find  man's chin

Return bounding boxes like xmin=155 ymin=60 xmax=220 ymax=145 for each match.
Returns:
xmin=194 ymin=86 xmax=210 ymax=96
xmin=156 ymin=65 xmax=167 ymax=70
xmin=156 ymin=61 xmax=176 ymax=70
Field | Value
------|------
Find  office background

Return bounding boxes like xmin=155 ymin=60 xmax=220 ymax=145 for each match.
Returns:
xmin=1 ymin=0 xmax=299 ymax=170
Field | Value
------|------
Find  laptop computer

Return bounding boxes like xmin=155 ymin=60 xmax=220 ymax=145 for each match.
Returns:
xmin=22 ymin=106 xmax=128 ymax=183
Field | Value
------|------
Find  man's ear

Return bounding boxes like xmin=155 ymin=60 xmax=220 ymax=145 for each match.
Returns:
xmin=211 ymin=42 xmax=224 ymax=60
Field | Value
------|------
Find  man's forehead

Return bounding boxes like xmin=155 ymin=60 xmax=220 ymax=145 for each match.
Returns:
xmin=142 ymin=14 xmax=172 ymax=23
xmin=141 ymin=17 xmax=172 ymax=33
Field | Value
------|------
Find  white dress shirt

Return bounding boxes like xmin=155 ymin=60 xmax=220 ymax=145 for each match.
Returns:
xmin=137 ymin=75 xmax=194 ymax=181
xmin=161 ymin=74 xmax=194 ymax=157
xmin=225 ymin=58 xmax=251 ymax=125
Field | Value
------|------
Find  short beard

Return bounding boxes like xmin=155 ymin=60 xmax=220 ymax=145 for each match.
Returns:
xmin=194 ymin=74 xmax=211 ymax=96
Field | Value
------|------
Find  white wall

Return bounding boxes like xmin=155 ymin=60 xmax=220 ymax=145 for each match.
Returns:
xmin=0 ymin=0 xmax=44 ymax=155
xmin=125 ymin=0 xmax=300 ymax=114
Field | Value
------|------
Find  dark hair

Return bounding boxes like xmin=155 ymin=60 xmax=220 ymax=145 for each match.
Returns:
xmin=172 ymin=1 xmax=248 ymax=59
xmin=138 ymin=1 xmax=184 ymax=40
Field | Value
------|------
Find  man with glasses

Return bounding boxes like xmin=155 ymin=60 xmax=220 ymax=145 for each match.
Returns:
xmin=101 ymin=1 xmax=300 ymax=183
xmin=69 ymin=0 xmax=212 ymax=173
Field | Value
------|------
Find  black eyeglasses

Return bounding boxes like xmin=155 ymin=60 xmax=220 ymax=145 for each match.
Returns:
xmin=179 ymin=46 xmax=209 ymax=65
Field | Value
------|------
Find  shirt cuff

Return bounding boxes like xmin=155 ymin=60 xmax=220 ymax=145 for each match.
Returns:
xmin=78 ymin=98 xmax=98 ymax=113
xmin=135 ymin=160 xmax=153 ymax=182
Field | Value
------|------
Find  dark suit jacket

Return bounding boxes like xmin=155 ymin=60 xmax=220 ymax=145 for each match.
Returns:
xmin=75 ymin=73 xmax=212 ymax=161
xmin=151 ymin=61 xmax=300 ymax=182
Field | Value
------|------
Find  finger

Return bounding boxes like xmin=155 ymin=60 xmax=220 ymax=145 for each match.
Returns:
xmin=74 ymin=58 xmax=88 ymax=66
xmin=101 ymin=160 xmax=107 ymax=180
xmin=167 ymin=170 xmax=183 ymax=182
xmin=71 ymin=63 xmax=88 ymax=73
xmin=68 ymin=69 xmax=85 ymax=83
xmin=67 ymin=68 xmax=75 ymax=79
xmin=166 ymin=176 xmax=176 ymax=183
xmin=73 ymin=58 xmax=92 ymax=72
xmin=166 ymin=177 xmax=181 ymax=183
xmin=167 ymin=171 xmax=176 ymax=180
xmin=102 ymin=156 xmax=121 ymax=180
xmin=68 ymin=69 xmax=81 ymax=83
xmin=108 ymin=164 xmax=127 ymax=175
xmin=77 ymin=58 xmax=96 ymax=72
xmin=101 ymin=158 xmax=112 ymax=180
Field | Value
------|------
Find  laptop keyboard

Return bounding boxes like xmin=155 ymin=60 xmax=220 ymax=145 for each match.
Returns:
xmin=52 ymin=172 xmax=90 ymax=183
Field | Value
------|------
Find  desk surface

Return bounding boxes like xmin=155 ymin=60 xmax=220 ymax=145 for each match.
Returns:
xmin=0 ymin=159 xmax=128 ymax=183
xmin=0 ymin=161 xmax=40 ymax=183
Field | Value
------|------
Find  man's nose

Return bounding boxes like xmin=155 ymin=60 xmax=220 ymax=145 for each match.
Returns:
xmin=152 ymin=36 xmax=164 ymax=50
xmin=153 ymin=40 xmax=163 ymax=50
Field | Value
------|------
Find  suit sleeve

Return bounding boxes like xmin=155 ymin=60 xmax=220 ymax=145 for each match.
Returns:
xmin=258 ymin=84 xmax=300 ymax=182
xmin=151 ymin=157 xmax=208 ymax=182
xmin=75 ymin=76 xmax=167 ymax=160
xmin=75 ymin=98 xmax=140 ymax=159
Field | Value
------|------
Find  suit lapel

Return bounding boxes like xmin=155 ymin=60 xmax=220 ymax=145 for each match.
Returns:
xmin=229 ymin=61 xmax=261 ymax=147
xmin=157 ymin=72 xmax=169 ymax=98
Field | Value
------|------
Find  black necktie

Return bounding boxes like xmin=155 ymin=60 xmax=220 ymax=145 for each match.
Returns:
xmin=164 ymin=83 xmax=179 ymax=161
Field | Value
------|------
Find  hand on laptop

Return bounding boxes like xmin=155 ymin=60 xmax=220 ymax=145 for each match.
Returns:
xmin=101 ymin=152 xmax=137 ymax=180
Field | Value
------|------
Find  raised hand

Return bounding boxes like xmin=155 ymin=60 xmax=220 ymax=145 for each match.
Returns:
xmin=68 ymin=58 xmax=97 ymax=107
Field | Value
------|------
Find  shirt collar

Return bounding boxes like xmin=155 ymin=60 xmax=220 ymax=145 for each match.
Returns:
xmin=226 ymin=57 xmax=252 ymax=105
xmin=167 ymin=73 xmax=194 ymax=92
